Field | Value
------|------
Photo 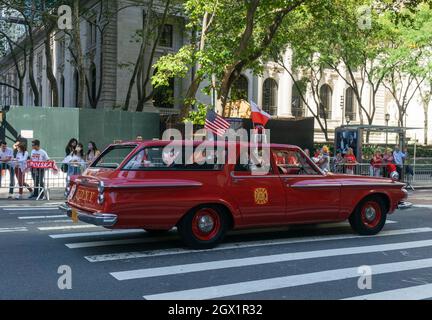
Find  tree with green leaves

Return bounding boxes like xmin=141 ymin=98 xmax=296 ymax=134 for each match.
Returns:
xmin=153 ymin=0 xmax=310 ymax=119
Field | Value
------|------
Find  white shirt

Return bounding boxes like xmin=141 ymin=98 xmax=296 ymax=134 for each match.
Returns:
xmin=15 ymin=151 xmax=29 ymax=170
xmin=31 ymin=149 xmax=50 ymax=161
xmin=0 ymin=147 xmax=13 ymax=163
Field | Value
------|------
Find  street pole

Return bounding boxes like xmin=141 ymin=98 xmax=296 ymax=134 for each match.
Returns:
xmin=385 ymin=113 xmax=390 ymax=149
xmin=413 ymin=134 xmax=417 ymax=182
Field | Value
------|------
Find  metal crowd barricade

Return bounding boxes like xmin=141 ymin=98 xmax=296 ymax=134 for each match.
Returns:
xmin=329 ymin=158 xmax=432 ymax=189
xmin=0 ymin=159 xmax=89 ymax=200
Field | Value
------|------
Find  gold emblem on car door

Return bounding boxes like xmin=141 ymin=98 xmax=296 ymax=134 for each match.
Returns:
xmin=254 ymin=188 xmax=269 ymax=205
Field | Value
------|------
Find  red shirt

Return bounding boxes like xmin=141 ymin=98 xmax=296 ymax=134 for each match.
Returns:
xmin=345 ymin=155 xmax=357 ymax=170
xmin=371 ymin=156 xmax=383 ymax=169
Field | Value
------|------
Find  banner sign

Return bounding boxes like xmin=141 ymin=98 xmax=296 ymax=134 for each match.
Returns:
xmin=27 ymin=160 xmax=59 ymax=171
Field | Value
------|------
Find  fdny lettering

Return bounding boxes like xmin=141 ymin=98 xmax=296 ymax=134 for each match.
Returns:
xmin=76 ymin=190 xmax=96 ymax=202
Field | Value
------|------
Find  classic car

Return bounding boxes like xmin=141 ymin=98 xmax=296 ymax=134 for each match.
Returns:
xmin=60 ymin=140 xmax=408 ymax=249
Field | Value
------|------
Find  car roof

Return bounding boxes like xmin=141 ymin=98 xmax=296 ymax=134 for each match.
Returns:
xmin=116 ymin=140 xmax=300 ymax=150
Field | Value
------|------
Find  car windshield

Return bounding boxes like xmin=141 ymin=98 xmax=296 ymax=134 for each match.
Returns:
xmin=91 ymin=145 xmax=137 ymax=169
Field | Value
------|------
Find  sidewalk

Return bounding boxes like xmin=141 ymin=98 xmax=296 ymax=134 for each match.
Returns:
xmin=0 ymin=188 xmax=66 ymax=202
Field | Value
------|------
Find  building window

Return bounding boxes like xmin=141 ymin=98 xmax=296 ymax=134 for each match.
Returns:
xmin=319 ymin=84 xmax=332 ymax=119
xmin=60 ymin=75 xmax=65 ymax=107
xmin=291 ymin=82 xmax=305 ymax=118
xmin=58 ymin=39 xmax=65 ymax=65
xmin=37 ymin=53 xmax=43 ymax=77
xmin=153 ymin=70 xmax=174 ymax=109
xmin=159 ymin=24 xmax=173 ymax=48
xmin=262 ymin=78 xmax=278 ymax=116
xmin=74 ymin=70 xmax=79 ymax=107
xmin=38 ymin=83 xmax=43 ymax=106
xmin=88 ymin=17 xmax=97 ymax=47
xmin=345 ymin=87 xmax=357 ymax=121
xmin=231 ymin=75 xmax=248 ymax=101
xmin=90 ymin=63 xmax=97 ymax=102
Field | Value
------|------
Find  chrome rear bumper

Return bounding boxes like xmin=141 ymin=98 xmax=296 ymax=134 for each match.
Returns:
xmin=59 ymin=203 xmax=118 ymax=227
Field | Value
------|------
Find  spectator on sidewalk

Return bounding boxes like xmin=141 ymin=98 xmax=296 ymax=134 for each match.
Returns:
xmin=86 ymin=141 xmax=101 ymax=164
xmin=344 ymin=148 xmax=358 ymax=175
xmin=333 ymin=152 xmax=344 ymax=173
xmin=0 ymin=141 xmax=15 ymax=199
xmin=13 ymin=142 xmax=32 ymax=200
xmin=393 ymin=145 xmax=408 ymax=181
xmin=62 ymin=138 xmax=78 ymax=173
xmin=29 ymin=140 xmax=50 ymax=200
xmin=317 ymin=146 xmax=330 ymax=173
xmin=64 ymin=143 xmax=86 ymax=178
xmin=383 ymin=148 xmax=394 ymax=177
xmin=370 ymin=149 xmax=383 ymax=177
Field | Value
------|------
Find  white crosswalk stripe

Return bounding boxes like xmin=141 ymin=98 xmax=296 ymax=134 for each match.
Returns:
xmin=0 ymin=227 xmax=28 ymax=233
xmin=343 ymin=284 xmax=432 ymax=300
xmin=111 ymin=239 xmax=432 ymax=281
xmin=142 ymin=258 xmax=432 ymax=300
xmin=18 ymin=215 xmax=67 ymax=220
xmin=66 ymin=236 xmax=175 ymax=249
xmin=86 ymin=227 xmax=432 ymax=262
xmin=49 ymin=229 xmax=145 ymax=239
xmin=38 ymin=225 xmax=100 ymax=231
xmin=6 ymin=207 xmax=60 ymax=212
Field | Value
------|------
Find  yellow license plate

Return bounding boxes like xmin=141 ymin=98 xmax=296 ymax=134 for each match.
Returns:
xmin=71 ymin=209 xmax=78 ymax=223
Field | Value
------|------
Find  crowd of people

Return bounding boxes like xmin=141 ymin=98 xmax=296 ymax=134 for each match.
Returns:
xmin=306 ymin=145 xmax=408 ymax=180
xmin=62 ymin=139 xmax=101 ymax=178
xmin=0 ymin=138 xmax=101 ymax=200
xmin=0 ymin=139 xmax=49 ymax=200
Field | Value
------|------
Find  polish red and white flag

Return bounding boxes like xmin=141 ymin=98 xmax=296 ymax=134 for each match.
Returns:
xmin=250 ymin=101 xmax=271 ymax=127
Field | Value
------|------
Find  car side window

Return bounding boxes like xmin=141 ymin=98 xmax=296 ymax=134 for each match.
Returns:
xmin=123 ymin=147 xmax=224 ymax=171
xmin=272 ymin=149 xmax=320 ymax=176
xmin=234 ymin=152 xmax=274 ymax=175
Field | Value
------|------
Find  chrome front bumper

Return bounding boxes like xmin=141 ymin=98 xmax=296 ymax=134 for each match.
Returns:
xmin=59 ymin=203 xmax=118 ymax=227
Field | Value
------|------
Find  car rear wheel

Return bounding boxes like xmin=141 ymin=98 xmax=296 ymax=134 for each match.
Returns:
xmin=177 ymin=205 xmax=228 ymax=249
xmin=349 ymin=196 xmax=387 ymax=235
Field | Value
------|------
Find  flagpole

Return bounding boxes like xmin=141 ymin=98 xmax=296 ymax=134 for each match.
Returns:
xmin=211 ymin=74 xmax=216 ymax=111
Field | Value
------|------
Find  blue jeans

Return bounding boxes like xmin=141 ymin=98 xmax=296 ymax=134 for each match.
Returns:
xmin=67 ymin=165 xmax=81 ymax=178
xmin=0 ymin=163 xmax=15 ymax=195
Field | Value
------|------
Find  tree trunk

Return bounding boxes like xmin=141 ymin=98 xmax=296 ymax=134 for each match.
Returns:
xmin=179 ymin=75 xmax=203 ymax=120
xmin=18 ymin=80 xmax=24 ymax=106
xmin=28 ymin=34 xmax=39 ymax=106
xmin=44 ymin=29 xmax=59 ymax=107
xmin=72 ymin=0 xmax=86 ymax=108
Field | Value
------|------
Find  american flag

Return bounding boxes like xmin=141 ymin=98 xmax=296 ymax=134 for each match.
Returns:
xmin=205 ymin=110 xmax=231 ymax=137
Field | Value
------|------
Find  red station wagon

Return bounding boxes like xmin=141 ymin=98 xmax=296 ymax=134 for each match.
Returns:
xmin=60 ymin=140 xmax=408 ymax=249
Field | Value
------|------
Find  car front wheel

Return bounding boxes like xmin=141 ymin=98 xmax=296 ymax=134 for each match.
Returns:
xmin=349 ymin=196 xmax=387 ymax=235
xmin=177 ymin=205 xmax=228 ymax=249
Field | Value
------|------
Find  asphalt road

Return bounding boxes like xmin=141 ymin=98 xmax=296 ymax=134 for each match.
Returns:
xmin=0 ymin=192 xmax=432 ymax=300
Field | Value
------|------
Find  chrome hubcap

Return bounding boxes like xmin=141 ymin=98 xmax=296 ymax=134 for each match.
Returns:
xmin=198 ymin=215 xmax=214 ymax=233
xmin=364 ymin=207 xmax=376 ymax=222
